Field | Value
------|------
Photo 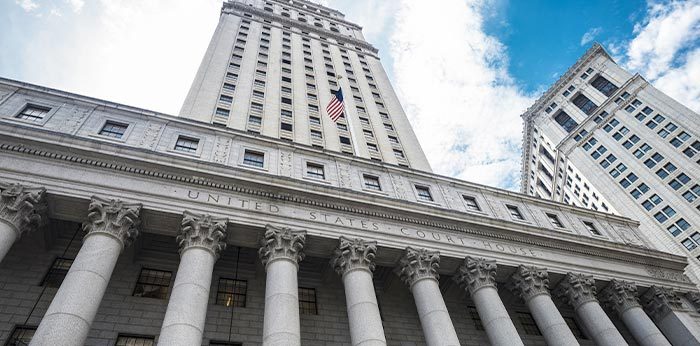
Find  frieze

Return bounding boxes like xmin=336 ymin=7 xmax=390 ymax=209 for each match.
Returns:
xmin=645 ymin=266 xmax=692 ymax=284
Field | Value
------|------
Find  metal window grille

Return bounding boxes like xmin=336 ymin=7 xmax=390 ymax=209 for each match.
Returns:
xmin=174 ymin=136 xmax=199 ymax=153
xmin=467 ymin=306 xmax=484 ymax=331
xmin=415 ymin=186 xmax=433 ymax=201
xmin=41 ymin=257 xmax=73 ymax=288
xmin=115 ymin=334 xmax=155 ymax=346
xmin=463 ymin=196 xmax=481 ymax=211
xmin=99 ymin=121 xmax=128 ymax=138
xmin=299 ymin=287 xmax=318 ymax=315
xmin=243 ymin=150 xmax=265 ymax=168
xmin=507 ymin=205 xmax=524 ymax=220
xmin=16 ymin=105 xmax=50 ymax=122
xmin=132 ymin=268 xmax=172 ymax=299
xmin=517 ymin=312 xmax=541 ymax=335
xmin=216 ymin=278 xmax=247 ymax=307
xmin=364 ymin=175 xmax=381 ymax=191
xmin=6 ymin=325 xmax=37 ymax=346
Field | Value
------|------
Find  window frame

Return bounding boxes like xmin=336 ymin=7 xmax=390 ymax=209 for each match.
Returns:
xmin=9 ymin=101 xmax=60 ymax=126
xmin=171 ymin=134 xmax=202 ymax=157
xmin=215 ymin=278 xmax=247 ymax=308
xmin=132 ymin=268 xmax=172 ymax=300
xmin=241 ymin=149 xmax=266 ymax=169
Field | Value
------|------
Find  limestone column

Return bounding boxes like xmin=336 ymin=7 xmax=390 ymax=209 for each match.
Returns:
xmin=454 ymin=257 xmax=523 ymax=346
xmin=258 ymin=224 xmax=306 ymax=346
xmin=642 ymin=286 xmax=700 ymax=346
xmin=396 ymin=247 xmax=460 ymax=346
xmin=0 ymin=182 xmax=46 ymax=263
xmin=331 ymin=237 xmax=386 ymax=346
xmin=31 ymin=196 xmax=141 ymax=346
xmin=157 ymin=211 xmax=228 ymax=345
xmin=507 ymin=265 xmax=578 ymax=346
xmin=553 ymin=273 xmax=628 ymax=346
xmin=599 ymin=280 xmax=670 ymax=346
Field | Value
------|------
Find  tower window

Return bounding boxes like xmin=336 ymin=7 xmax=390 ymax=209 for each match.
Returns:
xmin=553 ymin=111 xmax=578 ymax=133
xmin=174 ymin=136 xmax=199 ymax=153
xmin=572 ymin=94 xmax=597 ymax=115
xmin=363 ymin=175 xmax=381 ymax=191
xmin=506 ymin=205 xmax=524 ymax=220
xmin=546 ymin=213 xmax=564 ymax=228
xmin=306 ymin=163 xmax=325 ymax=179
xmin=243 ymin=150 xmax=265 ymax=168
xmin=98 ymin=121 xmax=129 ymax=139
xmin=415 ymin=185 xmax=433 ymax=201
xmin=590 ymin=75 xmax=618 ymax=97
xmin=463 ymin=196 xmax=481 ymax=211
xmin=583 ymin=221 xmax=601 ymax=236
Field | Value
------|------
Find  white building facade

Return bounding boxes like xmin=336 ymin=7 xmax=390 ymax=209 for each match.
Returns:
xmin=0 ymin=3 xmax=700 ymax=346
xmin=521 ymin=44 xmax=700 ymax=285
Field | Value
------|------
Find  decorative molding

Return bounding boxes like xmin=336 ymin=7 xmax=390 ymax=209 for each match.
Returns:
xmin=507 ymin=265 xmax=550 ymax=301
xmin=0 ymin=142 xmax=690 ymax=277
xmin=59 ymin=104 xmax=91 ymax=135
xmin=396 ymin=247 xmax=440 ymax=287
xmin=0 ymin=182 xmax=47 ymax=237
xmin=685 ymin=292 xmax=700 ymax=313
xmin=390 ymin=173 xmax=408 ymax=200
xmin=645 ymin=266 xmax=692 ymax=284
xmin=337 ymin=161 xmax=351 ymax=188
xmin=138 ymin=121 xmax=164 ymax=150
xmin=641 ymin=286 xmax=684 ymax=322
xmin=600 ymin=279 xmax=641 ymax=315
xmin=279 ymin=150 xmax=293 ymax=177
xmin=258 ymin=224 xmax=306 ymax=268
xmin=454 ymin=256 xmax=498 ymax=296
xmin=554 ymin=272 xmax=598 ymax=309
xmin=177 ymin=211 xmax=228 ymax=258
xmin=212 ymin=137 xmax=232 ymax=165
xmin=82 ymin=195 xmax=142 ymax=249
xmin=330 ymin=236 xmax=377 ymax=276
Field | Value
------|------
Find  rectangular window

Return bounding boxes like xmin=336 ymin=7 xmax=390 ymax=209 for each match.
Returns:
xmin=463 ymin=196 xmax=481 ymax=212
xmin=591 ymin=75 xmax=618 ymax=97
xmin=41 ymin=257 xmax=73 ymax=288
xmin=174 ymin=136 xmax=199 ymax=153
xmin=133 ymin=268 xmax=172 ymax=299
xmin=281 ymin=122 xmax=293 ymax=131
xmin=564 ymin=317 xmax=587 ymax=339
xmin=281 ymin=109 xmax=292 ymax=118
xmin=682 ymin=238 xmax=697 ymax=251
xmin=223 ymin=83 xmax=236 ymax=92
xmin=299 ymin=287 xmax=318 ymax=315
xmin=310 ymin=130 xmax=323 ymax=139
xmin=216 ymin=278 xmax=247 ymax=307
xmin=219 ymin=95 xmax=233 ymax=104
xmin=572 ymin=94 xmax=597 ymax=115
xmin=415 ymin=185 xmax=433 ymax=201
xmin=388 ymin=136 xmax=399 ymax=144
xmin=394 ymin=149 xmax=405 ymax=159
xmin=216 ymin=108 xmax=230 ymax=118
xmin=243 ymin=150 xmax=265 ymax=168
xmin=6 ymin=325 xmax=37 ymax=345
xmin=517 ymin=312 xmax=542 ymax=335
xmin=99 ymin=121 xmax=128 ymax=139
xmin=364 ymin=175 xmax=381 ymax=191
xmin=339 ymin=136 xmax=351 ymax=145
xmin=546 ymin=213 xmax=564 ymax=228
xmin=116 ymin=334 xmax=155 ymax=346
xmin=306 ymin=163 xmax=325 ymax=179
xmin=507 ymin=205 xmax=524 ymax=220
xmin=309 ymin=117 xmax=321 ymax=125
xmin=248 ymin=115 xmax=262 ymax=126
xmin=16 ymin=105 xmax=51 ymax=122
xmin=467 ymin=306 xmax=485 ymax=331
xmin=554 ymin=111 xmax=578 ymax=132
xmin=583 ymin=221 xmax=601 ymax=236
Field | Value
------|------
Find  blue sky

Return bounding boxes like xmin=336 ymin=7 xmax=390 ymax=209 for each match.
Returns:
xmin=2 ymin=0 xmax=699 ymax=191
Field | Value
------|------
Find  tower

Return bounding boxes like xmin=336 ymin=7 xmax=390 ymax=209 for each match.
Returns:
xmin=179 ymin=0 xmax=431 ymax=171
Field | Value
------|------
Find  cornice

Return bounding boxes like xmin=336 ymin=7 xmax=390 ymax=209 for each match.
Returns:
xmin=266 ymin=0 xmax=358 ymax=29
xmin=0 ymin=141 xmax=689 ymax=275
xmin=223 ymin=2 xmax=378 ymax=55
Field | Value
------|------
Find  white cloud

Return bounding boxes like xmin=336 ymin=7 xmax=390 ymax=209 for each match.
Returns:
xmin=388 ymin=0 xmax=533 ymax=189
xmin=620 ymin=0 xmax=700 ymax=112
xmin=580 ymin=27 xmax=602 ymax=46
xmin=15 ymin=0 xmax=39 ymax=12
xmin=65 ymin=0 xmax=84 ymax=13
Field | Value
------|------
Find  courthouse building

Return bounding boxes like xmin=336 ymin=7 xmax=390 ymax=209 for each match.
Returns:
xmin=1 ymin=0 xmax=700 ymax=345
xmin=520 ymin=44 xmax=700 ymax=286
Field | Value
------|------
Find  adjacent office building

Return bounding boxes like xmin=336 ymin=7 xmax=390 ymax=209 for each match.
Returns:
xmin=1 ymin=1 xmax=700 ymax=345
xmin=521 ymin=43 xmax=700 ymax=284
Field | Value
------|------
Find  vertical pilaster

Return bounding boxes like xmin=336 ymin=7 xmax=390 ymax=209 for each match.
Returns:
xmin=599 ymin=280 xmax=670 ymax=346
xmin=331 ymin=237 xmax=386 ymax=346
xmin=259 ymin=225 xmax=306 ymax=346
xmin=507 ymin=265 xmax=578 ymax=346
xmin=0 ymin=182 xmax=46 ymax=263
xmin=31 ymin=196 xmax=141 ymax=346
xmin=397 ymin=247 xmax=460 ymax=346
xmin=454 ymin=257 xmax=523 ymax=346
xmin=157 ymin=211 xmax=229 ymax=346
xmin=642 ymin=286 xmax=700 ymax=346
xmin=554 ymin=273 xmax=628 ymax=346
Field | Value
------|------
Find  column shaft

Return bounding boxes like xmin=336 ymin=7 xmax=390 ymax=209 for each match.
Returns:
xmin=620 ymin=307 xmax=670 ymax=346
xmin=576 ymin=301 xmax=627 ymax=346
xmin=158 ymin=247 xmax=216 ymax=345
xmin=30 ymin=234 xmax=122 ymax=345
xmin=343 ymin=269 xmax=386 ymax=346
xmin=526 ymin=294 xmax=579 ymax=345
xmin=472 ymin=287 xmax=523 ymax=346
xmin=411 ymin=278 xmax=460 ymax=346
xmin=0 ymin=221 xmax=17 ymax=263
xmin=655 ymin=311 xmax=700 ymax=346
xmin=263 ymin=259 xmax=301 ymax=346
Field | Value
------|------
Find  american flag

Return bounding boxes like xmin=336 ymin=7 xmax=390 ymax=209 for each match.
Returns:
xmin=325 ymin=88 xmax=345 ymax=122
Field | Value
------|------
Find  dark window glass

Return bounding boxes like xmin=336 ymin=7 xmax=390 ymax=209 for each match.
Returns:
xmin=415 ymin=185 xmax=433 ymax=201
xmin=583 ymin=221 xmax=601 ymax=235
xmin=590 ymin=75 xmax=618 ymax=97
xmin=306 ymin=163 xmax=325 ymax=179
xmin=363 ymin=175 xmax=381 ymax=191
xmin=41 ymin=258 xmax=73 ymax=288
xmin=216 ymin=278 xmax=247 ymax=307
xmin=467 ymin=306 xmax=484 ymax=331
xmin=554 ymin=111 xmax=579 ymax=133
xmin=115 ymin=334 xmax=155 ymax=346
xmin=174 ymin=136 xmax=199 ymax=153
xmin=339 ymin=136 xmax=351 ymax=145
xmin=564 ymin=317 xmax=587 ymax=339
xmin=99 ymin=121 xmax=128 ymax=138
xmin=572 ymin=94 xmax=597 ymax=115
xmin=243 ymin=150 xmax=265 ymax=168
xmin=547 ymin=213 xmax=564 ymax=228
xmin=463 ymin=196 xmax=481 ymax=211
xmin=281 ymin=122 xmax=293 ymax=131
xmin=16 ymin=105 xmax=50 ymax=122
xmin=299 ymin=287 xmax=318 ymax=315
xmin=507 ymin=205 xmax=524 ymax=220
xmin=6 ymin=325 xmax=37 ymax=345
xmin=517 ymin=312 xmax=541 ymax=335
xmin=133 ymin=268 xmax=172 ymax=299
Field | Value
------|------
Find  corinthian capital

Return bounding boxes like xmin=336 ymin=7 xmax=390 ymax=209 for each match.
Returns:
xmin=396 ymin=247 xmax=440 ymax=287
xmin=82 ymin=196 xmax=142 ymax=248
xmin=641 ymin=286 xmax=684 ymax=322
xmin=0 ymin=182 xmax=47 ymax=237
xmin=331 ymin=237 xmax=377 ymax=276
xmin=258 ymin=224 xmax=306 ymax=268
xmin=685 ymin=292 xmax=700 ymax=313
xmin=600 ymin=280 xmax=641 ymax=315
xmin=454 ymin=256 xmax=497 ymax=295
xmin=177 ymin=211 xmax=228 ymax=258
xmin=507 ymin=265 xmax=550 ymax=301
xmin=553 ymin=272 xmax=598 ymax=309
